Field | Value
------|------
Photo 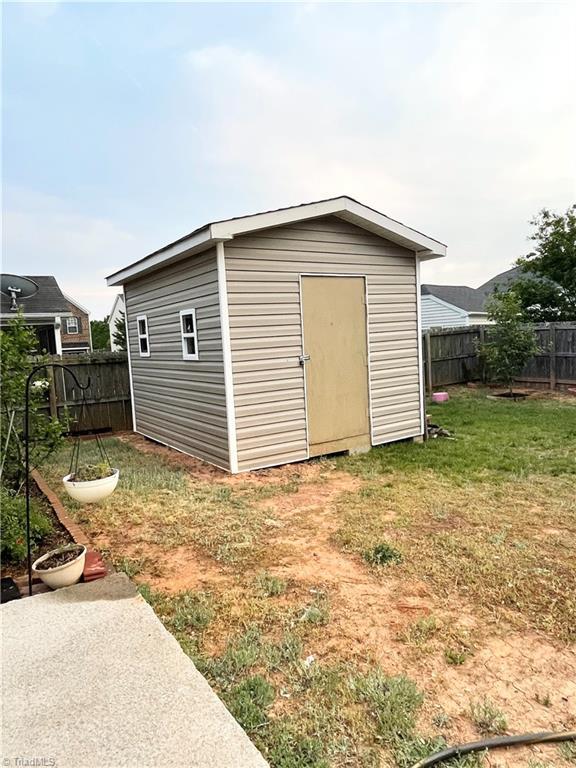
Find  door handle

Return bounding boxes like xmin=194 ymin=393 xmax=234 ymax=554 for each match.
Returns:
xmin=299 ymin=354 xmax=310 ymax=365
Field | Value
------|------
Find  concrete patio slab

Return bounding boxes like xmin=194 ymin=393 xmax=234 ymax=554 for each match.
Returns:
xmin=1 ymin=574 xmax=268 ymax=768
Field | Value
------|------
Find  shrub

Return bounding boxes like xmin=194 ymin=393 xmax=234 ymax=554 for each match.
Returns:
xmin=0 ymin=311 xmax=67 ymax=489
xmin=1 ymin=487 xmax=53 ymax=562
xmin=477 ymin=292 xmax=539 ymax=394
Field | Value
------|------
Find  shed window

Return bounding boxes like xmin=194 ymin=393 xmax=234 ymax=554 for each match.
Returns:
xmin=66 ymin=317 xmax=79 ymax=334
xmin=137 ymin=315 xmax=150 ymax=357
xmin=180 ymin=309 xmax=198 ymax=360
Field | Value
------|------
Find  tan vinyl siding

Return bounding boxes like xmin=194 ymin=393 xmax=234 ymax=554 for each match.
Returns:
xmin=125 ymin=248 xmax=229 ymax=470
xmin=225 ymin=215 xmax=421 ymax=471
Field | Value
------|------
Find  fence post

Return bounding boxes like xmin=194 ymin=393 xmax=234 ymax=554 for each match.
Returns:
xmin=47 ymin=365 xmax=58 ymax=419
xmin=549 ymin=323 xmax=557 ymax=391
xmin=479 ymin=326 xmax=486 ymax=383
xmin=424 ymin=331 xmax=433 ymax=396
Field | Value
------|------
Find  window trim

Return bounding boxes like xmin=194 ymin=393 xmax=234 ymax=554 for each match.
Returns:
xmin=136 ymin=314 xmax=150 ymax=358
xmin=179 ymin=309 xmax=198 ymax=361
xmin=66 ymin=316 xmax=79 ymax=334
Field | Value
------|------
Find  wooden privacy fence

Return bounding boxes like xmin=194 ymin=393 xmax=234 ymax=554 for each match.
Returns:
xmin=423 ymin=322 xmax=576 ymax=393
xmin=42 ymin=352 xmax=132 ymax=432
xmin=37 ymin=325 xmax=574 ymax=433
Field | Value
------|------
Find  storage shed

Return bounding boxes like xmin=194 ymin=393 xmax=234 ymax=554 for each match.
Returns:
xmin=106 ymin=197 xmax=446 ymax=473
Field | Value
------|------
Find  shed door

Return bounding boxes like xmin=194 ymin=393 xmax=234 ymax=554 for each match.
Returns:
xmin=301 ymin=276 xmax=370 ymax=457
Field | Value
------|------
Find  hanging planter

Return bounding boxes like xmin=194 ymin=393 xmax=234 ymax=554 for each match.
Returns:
xmin=63 ymin=464 xmax=119 ymax=503
xmin=32 ymin=544 xmax=87 ymax=589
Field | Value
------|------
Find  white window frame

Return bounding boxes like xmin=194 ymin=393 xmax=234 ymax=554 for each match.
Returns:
xmin=136 ymin=314 xmax=150 ymax=357
xmin=179 ymin=309 xmax=198 ymax=361
xmin=66 ymin=316 xmax=79 ymax=334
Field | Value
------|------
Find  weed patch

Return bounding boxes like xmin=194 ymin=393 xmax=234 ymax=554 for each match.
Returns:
xmin=469 ymin=698 xmax=507 ymax=736
xmin=364 ymin=542 xmax=403 ymax=567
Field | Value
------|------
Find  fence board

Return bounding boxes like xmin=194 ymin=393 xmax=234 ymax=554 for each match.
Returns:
xmin=423 ymin=322 xmax=576 ymax=391
xmin=44 ymin=352 xmax=132 ymax=432
xmin=37 ymin=324 xmax=575 ymax=437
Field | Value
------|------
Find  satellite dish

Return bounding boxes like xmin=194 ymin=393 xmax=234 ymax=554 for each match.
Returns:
xmin=0 ymin=274 xmax=39 ymax=311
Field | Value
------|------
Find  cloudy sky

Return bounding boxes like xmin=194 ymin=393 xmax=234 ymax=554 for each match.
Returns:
xmin=3 ymin=1 xmax=575 ymax=319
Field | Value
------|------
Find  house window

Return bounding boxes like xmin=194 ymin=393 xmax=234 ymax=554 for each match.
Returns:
xmin=180 ymin=309 xmax=198 ymax=360
xmin=66 ymin=317 xmax=79 ymax=334
xmin=137 ymin=315 xmax=150 ymax=357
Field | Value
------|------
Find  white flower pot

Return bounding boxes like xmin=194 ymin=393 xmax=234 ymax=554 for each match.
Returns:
xmin=32 ymin=545 xmax=87 ymax=589
xmin=62 ymin=468 xmax=119 ymax=504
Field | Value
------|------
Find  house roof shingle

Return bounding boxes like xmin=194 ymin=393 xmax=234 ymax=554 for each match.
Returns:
xmin=0 ymin=275 xmax=72 ymax=316
xmin=478 ymin=267 xmax=524 ymax=295
xmin=421 ymin=284 xmax=487 ymax=313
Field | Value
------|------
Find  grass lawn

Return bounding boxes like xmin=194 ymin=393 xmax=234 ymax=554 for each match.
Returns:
xmin=43 ymin=389 xmax=576 ymax=768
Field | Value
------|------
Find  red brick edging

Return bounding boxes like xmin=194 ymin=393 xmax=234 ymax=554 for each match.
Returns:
xmin=31 ymin=469 xmax=91 ymax=547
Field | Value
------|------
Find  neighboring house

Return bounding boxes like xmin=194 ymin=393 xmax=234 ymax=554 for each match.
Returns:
xmin=107 ymin=196 xmax=446 ymax=473
xmin=421 ymin=284 xmax=490 ymax=329
xmin=478 ymin=266 xmax=524 ymax=295
xmin=421 ymin=267 xmax=529 ymax=330
xmin=0 ymin=275 xmax=91 ymax=355
xmin=61 ymin=294 xmax=92 ymax=354
xmin=108 ymin=293 xmax=126 ymax=351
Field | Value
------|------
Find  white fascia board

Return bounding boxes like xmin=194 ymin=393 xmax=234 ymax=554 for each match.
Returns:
xmin=107 ymin=196 xmax=447 ymax=286
xmin=338 ymin=199 xmax=446 ymax=259
xmin=106 ymin=228 xmax=228 ymax=286
xmin=109 ymin=292 xmax=125 ymax=318
xmin=212 ymin=197 xmax=447 ymax=259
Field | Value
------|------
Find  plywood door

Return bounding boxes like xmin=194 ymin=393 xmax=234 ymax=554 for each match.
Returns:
xmin=301 ymin=276 xmax=370 ymax=457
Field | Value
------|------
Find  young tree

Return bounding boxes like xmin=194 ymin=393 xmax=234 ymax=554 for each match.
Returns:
xmin=478 ymin=292 xmax=539 ymax=395
xmin=0 ymin=312 xmax=67 ymax=489
xmin=512 ymin=205 xmax=576 ymax=320
xmin=90 ymin=317 xmax=111 ymax=350
xmin=113 ymin=311 xmax=127 ymax=351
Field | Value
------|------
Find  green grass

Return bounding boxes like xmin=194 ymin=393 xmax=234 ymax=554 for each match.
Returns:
xmin=39 ymin=392 xmax=576 ymax=766
xmin=559 ymin=740 xmax=576 ymax=764
xmin=332 ymin=390 xmax=576 ymax=642
xmin=42 ymin=437 xmax=289 ymax=566
xmin=337 ymin=389 xmax=576 ymax=481
xmin=255 ymin=571 xmax=287 ymax=597
xmin=137 ymin=584 xmax=477 ymax=768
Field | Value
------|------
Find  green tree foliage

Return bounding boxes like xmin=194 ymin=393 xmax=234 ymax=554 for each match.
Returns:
xmin=512 ymin=205 xmax=576 ymax=321
xmin=478 ymin=292 xmax=539 ymax=394
xmin=113 ymin=311 xmax=127 ymax=351
xmin=90 ymin=317 xmax=111 ymax=350
xmin=505 ymin=275 xmax=574 ymax=322
xmin=0 ymin=312 xmax=67 ymax=490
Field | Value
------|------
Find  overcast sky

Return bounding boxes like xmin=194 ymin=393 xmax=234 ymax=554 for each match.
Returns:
xmin=3 ymin=1 xmax=575 ymax=319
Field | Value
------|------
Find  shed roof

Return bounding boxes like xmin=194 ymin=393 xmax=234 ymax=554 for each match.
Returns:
xmin=421 ymin=284 xmax=487 ymax=313
xmin=107 ymin=196 xmax=447 ymax=286
xmin=0 ymin=275 xmax=72 ymax=316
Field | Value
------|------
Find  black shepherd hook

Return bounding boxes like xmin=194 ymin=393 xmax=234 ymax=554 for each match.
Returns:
xmin=25 ymin=363 xmax=90 ymax=596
